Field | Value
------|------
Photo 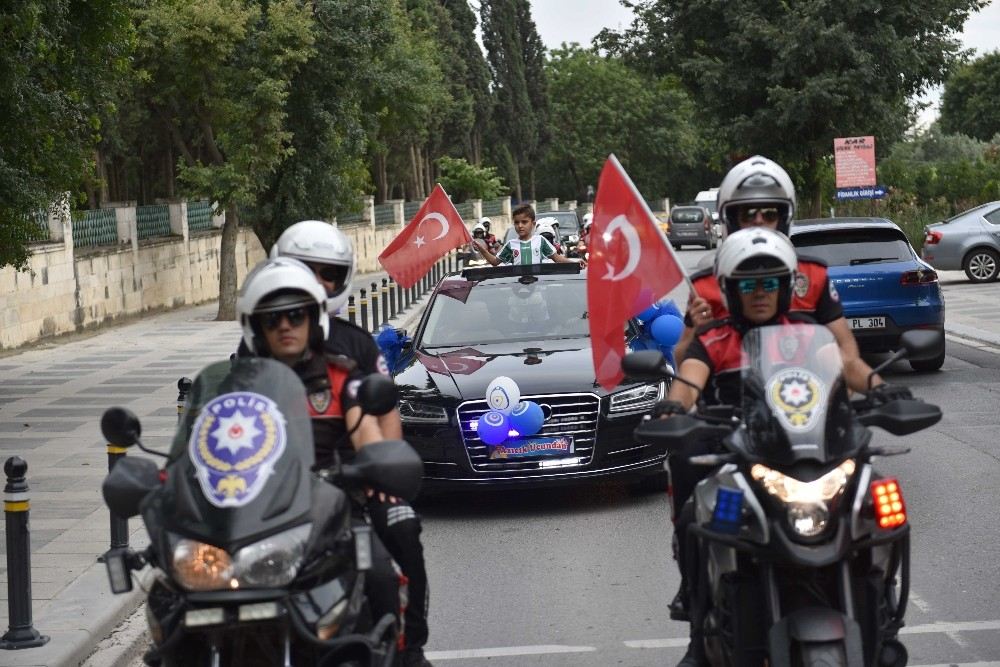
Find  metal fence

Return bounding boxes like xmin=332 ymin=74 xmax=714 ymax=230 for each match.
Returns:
xmin=374 ymin=203 xmax=397 ymax=227
xmin=72 ymin=209 xmax=118 ymax=248
xmin=338 ymin=211 xmax=365 ymax=226
xmin=136 ymin=204 xmax=171 ymax=240
xmin=455 ymin=201 xmax=476 ymax=221
xmin=188 ymin=201 xmax=214 ymax=232
xmin=645 ymin=198 xmax=665 ymax=212
xmin=482 ymin=198 xmax=506 ymax=217
xmin=535 ymin=200 xmax=553 ymax=213
xmin=26 ymin=210 xmax=50 ymax=243
xmin=403 ymin=201 xmax=422 ymax=220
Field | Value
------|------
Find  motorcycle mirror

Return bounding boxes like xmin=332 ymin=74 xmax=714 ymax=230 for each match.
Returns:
xmin=622 ymin=350 xmax=673 ymax=380
xmin=102 ymin=457 xmax=160 ymax=519
xmin=348 ymin=440 xmax=424 ymax=501
xmin=356 ymin=374 xmax=399 ymax=417
xmin=898 ymin=329 xmax=943 ymax=361
xmin=858 ymin=399 xmax=942 ymax=436
xmin=101 ymin=407 xmax=142 ymax=447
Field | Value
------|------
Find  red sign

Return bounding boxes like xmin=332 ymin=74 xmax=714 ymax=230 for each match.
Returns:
xmin=834 ymin=136 xmax=876 ymax=189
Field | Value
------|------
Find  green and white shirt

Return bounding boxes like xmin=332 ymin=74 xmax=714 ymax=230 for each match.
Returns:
xmin=496 ymin=236 xmax=556 ymax=265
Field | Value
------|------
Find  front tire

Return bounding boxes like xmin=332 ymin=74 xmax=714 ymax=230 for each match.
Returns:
xmin=795 ymin=641 xmax=847 ymax=667
xmin=963 ymin=248 xmax=999 ymax=282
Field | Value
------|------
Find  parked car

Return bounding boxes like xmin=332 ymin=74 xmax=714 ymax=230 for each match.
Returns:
xmin=921 ymin=201 xmax=1000 ymax=282
xmin=790 ymin=217 xmax=946 ymax=372
xmin=391 ymin=263 xmax=669 ymax=491
xmin=667 ymin=205 xmax=716 ymax=250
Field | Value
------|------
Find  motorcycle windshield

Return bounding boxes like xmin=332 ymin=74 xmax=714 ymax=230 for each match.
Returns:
xmin=738 ymin=324 xmax=855 ymax=466
xmin=159 ymin=358 xmax=315 ymax=550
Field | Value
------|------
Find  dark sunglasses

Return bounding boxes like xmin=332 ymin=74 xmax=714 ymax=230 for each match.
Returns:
xmin=737 ymin=277 xmax=780 ymax=294
xmin=259 ymin=307 xmax=309 ymax=331
xmin=307 ymin=263 xmax=345 ymax=283
xmin=737 ymin=206 xmax=780 ymax=224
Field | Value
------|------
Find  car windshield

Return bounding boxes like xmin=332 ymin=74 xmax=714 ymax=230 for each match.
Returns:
xmin=421 ymin=278 xmax=589 ymax=347
xmin=672 ymin=208 xmax=704 ymax=223
xmin=792 ymin=228 xmax=911 ymax=266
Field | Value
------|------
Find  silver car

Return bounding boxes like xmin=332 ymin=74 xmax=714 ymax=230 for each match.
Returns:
xmin=921 ymin=201 xmax=1000 ymax=282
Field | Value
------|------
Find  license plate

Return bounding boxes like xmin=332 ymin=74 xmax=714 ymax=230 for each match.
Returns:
xmin=488 ymin=435 xmax=575 ymax=460
xmin=850 ymin=316 xmax=886 ymax=329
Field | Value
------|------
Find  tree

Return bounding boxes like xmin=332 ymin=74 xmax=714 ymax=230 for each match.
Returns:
xmin=940 ymin=51 xmax=1000 ymax=142
xmin=601 ymin=0 xmax=987 ymax=216
xmin=135 ymin=0 xmax=314 ymax=319
xmin=436 ymin=156 xmax=506 ymax=201
xmin=0 ymin=0 xmax=133 ymax=269
xmin=480 ymin=0 xmax=550 ymax=201
xmin=441 ymin=0 xmax=492 ymax=165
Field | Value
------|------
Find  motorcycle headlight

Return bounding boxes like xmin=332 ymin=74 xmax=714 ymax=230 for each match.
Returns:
xmin=171 ymin=524 xmax=311 ymax=591
xmin=750 ymin=460 xmax=855 ymax=537
xmin=609 ymin=382 xmax=665 ymax=414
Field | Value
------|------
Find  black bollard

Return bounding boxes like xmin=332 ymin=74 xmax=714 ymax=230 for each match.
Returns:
xmin=177 ymin=377 xmax=192 ymax=424
xmin=1 ymin=457 xmax=49 ymax=649
xmin=371 ymin=281 xmax=381 ymax=330
xmin=348 ymin=295 xmax=357 ymax=326
xmin=359 ymin=288 xmax=369 ymax=332
xmin=395 ymin=282 xmax=403 ymax=314
xmin=106 ymin=442 xmax=129 ymax=550
xmin=381 ymin=279 xmax=390 ymax=324
xmin=389 ymin=280 xmax=397 ymax=319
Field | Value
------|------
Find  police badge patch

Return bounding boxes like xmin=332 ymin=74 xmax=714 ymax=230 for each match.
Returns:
xmin=793 ymin=272 xmax=810 ymax=298
xmin=308 ymin=390 xmax=331 ymax=414
xmin=828 ymin=280 xmax=840 ymax=302
xmin=188 ymin=391 xmax=287 ymax=508
xmin=764 ymin=368 xmax=826 ymax=433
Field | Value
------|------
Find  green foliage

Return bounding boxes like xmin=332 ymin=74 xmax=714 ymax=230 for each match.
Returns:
xmin=940 ymin=51 xmax=1000 ymax=142
xmin=436 ymin=156 xmax=506 ymax=201
xmin=0 ymin=0 xmax=133 ymax=268
xmin=603 ymin=0 xmax=987 ymax=215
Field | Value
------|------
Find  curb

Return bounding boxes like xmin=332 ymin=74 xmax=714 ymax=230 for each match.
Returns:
xmin=943 ymin=322 xmax=1000 ymax=351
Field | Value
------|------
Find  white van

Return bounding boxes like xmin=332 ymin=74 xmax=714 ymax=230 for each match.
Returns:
xmin=695 ymin=188 xmax=723 ymax=242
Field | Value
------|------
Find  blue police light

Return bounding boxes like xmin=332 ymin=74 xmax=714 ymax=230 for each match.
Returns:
xmin=710 ymin=487 xmax=744 ymax=535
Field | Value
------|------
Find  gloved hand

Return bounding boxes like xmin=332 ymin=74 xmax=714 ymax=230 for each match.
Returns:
xmin=868 ymin=383 xmax=913 ymax=404
xmin=652 ymin=399 xmax=688 ymax=419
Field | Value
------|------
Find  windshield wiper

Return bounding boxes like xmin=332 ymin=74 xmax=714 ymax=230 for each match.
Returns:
xmin=850 ymin=257 xmax=898 ymax=265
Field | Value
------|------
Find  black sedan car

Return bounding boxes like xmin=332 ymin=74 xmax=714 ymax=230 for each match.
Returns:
xmin=391 ymin=263 xmax=668 ymax=490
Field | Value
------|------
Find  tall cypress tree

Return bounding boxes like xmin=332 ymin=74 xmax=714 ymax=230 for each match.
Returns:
xmin=441 ymin=0 xmax=491 ymax=164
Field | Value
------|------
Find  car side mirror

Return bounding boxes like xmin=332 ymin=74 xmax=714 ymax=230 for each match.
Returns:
xmin=101 ymin=408 xmax=142 ymax=447
xmin=357 ymin=374 xmax=399 ymax=417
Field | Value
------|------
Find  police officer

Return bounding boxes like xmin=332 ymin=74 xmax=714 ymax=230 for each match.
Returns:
xmin=267 ymin=221 xmax=433 ymax=667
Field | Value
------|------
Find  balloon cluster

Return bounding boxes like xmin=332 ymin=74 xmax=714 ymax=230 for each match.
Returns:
xmin=475 ymin=376 xmax=545 ymax=445
xmin=636 ymin=300 xmax=685 ymax=368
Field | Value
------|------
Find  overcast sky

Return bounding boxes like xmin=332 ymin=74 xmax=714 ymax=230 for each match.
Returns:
xmin=526 ymin=0 xmax=1000 ymax=128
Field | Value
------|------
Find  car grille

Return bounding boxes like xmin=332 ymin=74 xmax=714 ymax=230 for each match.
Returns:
xmin=457 ymin=393 xmax=600 ymax=472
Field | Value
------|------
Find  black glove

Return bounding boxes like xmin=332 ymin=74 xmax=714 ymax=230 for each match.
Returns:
xmin=868 ymin=383 xmax=913 ymax=404
xmin=652 ymin=400 xmax=688 ymax=418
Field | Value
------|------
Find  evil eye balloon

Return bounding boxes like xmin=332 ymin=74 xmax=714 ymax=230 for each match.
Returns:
xmin=509 ymin=400 xmax=544 ymax=437
xmin=637 ymin=304 xmax=661 ymax=323
xmin=486 ymin=376 xmax=520 ymax=415
xmin=651 ymin=314 xmax=684 ymax=347
xmin=477 ymin=410 xmax=509 ymax=445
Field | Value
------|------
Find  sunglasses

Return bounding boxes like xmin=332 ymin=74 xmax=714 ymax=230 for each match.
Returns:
xmin=737 ymin=277 xmax=780 ymax=294
xmin=307 ymin=263 xmax=344 ymax=283
xmin=259 ymin=307 xmax=309 ymax=331
xmin=737 ymin=206 xmax=781 ymax=224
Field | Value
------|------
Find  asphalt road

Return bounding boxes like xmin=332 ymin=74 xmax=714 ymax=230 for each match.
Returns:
xmin=106 ymin=247 xmax=1000 ymax=666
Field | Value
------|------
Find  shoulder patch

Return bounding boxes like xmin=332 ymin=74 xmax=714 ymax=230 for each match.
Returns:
xmin=828 ymin=280 xmax=840 ymax=302
xmin=346 ymin=378 xmax=361 ymax=400
xmin=793 ymin=272 xmax=810 ymax=298
xmin=376 ymin=354 xmax=390 ymax=376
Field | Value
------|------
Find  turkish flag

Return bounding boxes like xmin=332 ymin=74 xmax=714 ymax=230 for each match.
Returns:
xmin=378 ymin=184 xmax=472 ymax=289
xmin=588 ymin=155 xmax=689 ymax=390
xmin=417 ymin=348 xmax=487 ymax=376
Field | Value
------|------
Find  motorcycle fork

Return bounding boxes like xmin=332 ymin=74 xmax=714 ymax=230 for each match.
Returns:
xmin=759 ymin=560 xmax=857 ymax=623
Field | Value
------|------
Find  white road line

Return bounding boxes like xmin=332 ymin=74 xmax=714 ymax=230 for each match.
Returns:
xmin=426 ymin=645 xmax=597 ymax=660
xmin=901 ymin=620 xmax=1000 ymax=635
xmin=624 ymin=638 xmax=690 ymax=649
xmin=909 ymin=590 xmax=932 ymax=613
xmin=910 ymin=663 xmax=1000 ymax=667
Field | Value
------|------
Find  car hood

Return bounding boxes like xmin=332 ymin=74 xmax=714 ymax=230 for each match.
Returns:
xmin=394 ymin=338 xmax=624 ymax=402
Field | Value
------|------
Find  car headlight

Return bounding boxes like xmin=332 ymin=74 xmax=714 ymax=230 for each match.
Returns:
xmin=171 ymin=524 xmax=311 ymax=591
xmin=399 ymin=400 xmax=449 ymax=424
xmin=568 ymin=234 xmax=579 ymax=243
xmin=750 ymin=460 xmax=855 ymax=537
xmin=609 ymin=382 xmax=665 ymax=414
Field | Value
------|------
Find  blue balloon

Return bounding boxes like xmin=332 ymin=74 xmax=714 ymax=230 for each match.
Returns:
xmin=651 ymin=313 xmax=684 ymax=347
xmin=637 ymin=304 xmax=661 ymax=323
xmin=657 ymin=300 xmax=682 ymax=318
xmin=509 ymin=401 xmax=544 ymax=437
xmin=477 ymin=410 xmax=510 ymax=445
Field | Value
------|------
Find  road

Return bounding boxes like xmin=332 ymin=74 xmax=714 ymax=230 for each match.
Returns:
xmin=101 ymin=248 xmax=1000 ymax=666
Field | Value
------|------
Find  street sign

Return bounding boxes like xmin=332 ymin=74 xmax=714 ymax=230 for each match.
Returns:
xmin=834 ymin=136 xmax=876 ymax=190
xmin=836 ymin=185 xmax=887 ymax=200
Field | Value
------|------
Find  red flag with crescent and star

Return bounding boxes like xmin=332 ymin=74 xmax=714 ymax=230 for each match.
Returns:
xmin=588 ymin=154 xmax=690 ymax=390
xmin=378 ymin=184 xmax=472 ymax=289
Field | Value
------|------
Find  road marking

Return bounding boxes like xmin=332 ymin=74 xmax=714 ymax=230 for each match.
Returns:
xmin=426 ymin=645 xmax=597 ymax=660
xmin=910 ymin=663 xmax=1000 ymax=667
xmin=624 ymin=638 xmax=690 ymax=649
xmin=909 ymin=590 xmax=932 ymax=613
xmin=901 ymin=620 xmax=1000 ymax=635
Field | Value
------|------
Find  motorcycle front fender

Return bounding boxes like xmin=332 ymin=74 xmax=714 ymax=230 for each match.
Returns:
xmin=767 ymin=607 xmax=864 ymax=667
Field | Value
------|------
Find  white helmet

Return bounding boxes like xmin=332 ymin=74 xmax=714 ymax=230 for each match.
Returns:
xmin=237 ymin=258 xmax=330 ymax=355
xmin=714 ymin=227 xmax=798 ymax=321
xmin=717 ymin=155 xmax=796 ymax=236
xmin=535 ymin=217 xmax=558 ymax=238
xmin=472 ymin=222 xmax=487 ymax=238
xmin=271 ymin=220 xmax=356 ymax=315
xmin=478 ymin=216 xmax=492 ymax=231
xmin=582 ymin=212 xmax=593 ymax=230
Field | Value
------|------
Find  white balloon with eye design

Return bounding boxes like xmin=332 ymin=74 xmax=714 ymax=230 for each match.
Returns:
xmin=485 ymin=376 xmax=520 ymax=415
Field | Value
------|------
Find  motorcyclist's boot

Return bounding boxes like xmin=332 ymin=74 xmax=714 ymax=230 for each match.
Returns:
xmin=669 ymin=579 xmax=690 ymax=622
xmin=400 ymin=647 xmax=434 ymax=667
xmin=676 ymin=641 xmax=707 ymax=667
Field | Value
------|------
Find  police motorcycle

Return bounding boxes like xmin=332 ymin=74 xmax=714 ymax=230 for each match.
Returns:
xmin=99 ymin=357 xmax=423 ymax=666
xmin=624 ymin=325 xmax=943 ymax=667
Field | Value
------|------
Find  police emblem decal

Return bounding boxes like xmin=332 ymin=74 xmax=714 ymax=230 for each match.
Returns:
xmin=308 ymin=390 xmax=331 ymax=414
xmin=188 ymin=391 xmax=287 ymax=508
xmin=793 ymin=272 xmax=810 ymax=298
xmin=765 ymin=368 xmax=826 ymax=432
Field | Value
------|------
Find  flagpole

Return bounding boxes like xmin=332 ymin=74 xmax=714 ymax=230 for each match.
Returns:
xmin=606 ymin=154 xmax=694 ymax=295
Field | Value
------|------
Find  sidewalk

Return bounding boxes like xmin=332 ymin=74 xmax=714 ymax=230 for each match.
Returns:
xmin=938 ymin=270 xmax=1000 ymax=349
xmin=0 ymin=281 xmax=429 ymax=667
